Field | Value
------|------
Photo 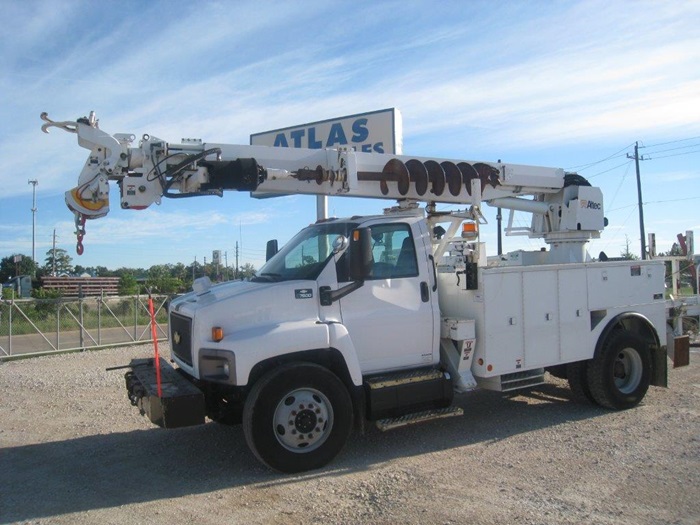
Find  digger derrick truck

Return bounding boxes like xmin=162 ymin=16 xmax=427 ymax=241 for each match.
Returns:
xmin=42 ymin=112 xmax=669 ymax=473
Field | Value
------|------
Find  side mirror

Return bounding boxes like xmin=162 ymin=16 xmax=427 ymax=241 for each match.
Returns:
xmin=266 ymin=239 xmax=278 ymax=261
xmin=332 ymin=235 xmax=348 ymax=254
xmin=349 ymin=228 xmax=373 ymax=281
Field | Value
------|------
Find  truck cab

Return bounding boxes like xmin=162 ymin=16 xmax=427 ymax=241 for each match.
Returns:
xmin=170 ymin=212 xmax=440 ymax=385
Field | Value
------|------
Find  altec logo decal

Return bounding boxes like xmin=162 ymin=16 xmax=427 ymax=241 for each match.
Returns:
xmin=580 ymin=199 xmax=602 ymax=210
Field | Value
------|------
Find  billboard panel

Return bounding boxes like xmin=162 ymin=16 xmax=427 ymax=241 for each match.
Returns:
xmin=250 ymin=108 xmax=402 ymax=154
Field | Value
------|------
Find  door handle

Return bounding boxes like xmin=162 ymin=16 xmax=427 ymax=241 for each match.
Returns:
xmin=427 ymin=254 xmax=438 ymax=292
xmin=420 ymin=281 xmax=430 ymax=302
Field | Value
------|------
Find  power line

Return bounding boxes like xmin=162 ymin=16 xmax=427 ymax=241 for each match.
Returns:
xmin=644 ymin=196 xmax=700 ymax=206
xmin=642 ymin=142 xmax=700 ymax=156
xmin=571 ymin=135 xmax=699 ymax=174
xmin=597 ymin=205 xmax=640 ymax=256
xmin=608 ymin=195 xmax=700 ymax=213
xmin=643 ymin=149 xmax=700 ymax=161
xmin=606 ymin=161 xmax=633 ymax=211
xmin=566 ymin=142 xmax=635 ymax=171
xmin=587 ymin=160 xmax=633 ymax=179
xmin=641 ymin=135 xmax=700 ymax=149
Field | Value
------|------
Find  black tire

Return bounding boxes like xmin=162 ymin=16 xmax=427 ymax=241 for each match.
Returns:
xmin=546 ymin=364 xmax=568 ymax=380
xmin=206 ymin=396 xmax=243 ymax=426
xmin=242 ymin=362 xmax=353 ymax=473
xmin=566 ymin=361 xmax=596 ymax=404
xmin=587 ymin=331 xmax=652 ymax=410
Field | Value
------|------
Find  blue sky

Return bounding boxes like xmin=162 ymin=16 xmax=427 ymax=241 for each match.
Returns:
xmin=1 ymin=0 xmax=699 ymax=271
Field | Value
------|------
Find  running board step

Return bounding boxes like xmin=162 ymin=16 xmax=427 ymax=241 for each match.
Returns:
xmin=363 ymin=368 xmax=454 ymax=420
xmin=376 ymin=406 xmax=463 ymax=432
xmin=500 ymin=368 xmax=546 ymax=392
xmin=476 ymin=368 xmax=546 ymax=392
xmin=365 ymin=368 xmax=444 ymax=389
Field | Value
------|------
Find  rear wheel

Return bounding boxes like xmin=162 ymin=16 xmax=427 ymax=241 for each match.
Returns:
xmin=566 ymin=361 xmax=596 ymax=404
xmin=242 ymin=362 xmax=353 ymax=473
xmin=587 ymin=331 xmax=652 ymax=409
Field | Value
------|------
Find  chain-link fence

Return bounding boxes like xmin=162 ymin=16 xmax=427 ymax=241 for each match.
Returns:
xmin=0 ymin=294 xmax=170 ymax=359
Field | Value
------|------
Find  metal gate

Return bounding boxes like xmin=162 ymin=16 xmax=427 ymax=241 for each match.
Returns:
xmin=0 ymin=294 xmax=169 ymax=359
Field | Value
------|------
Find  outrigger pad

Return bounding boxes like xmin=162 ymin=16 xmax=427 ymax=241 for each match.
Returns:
xmin=124 ymin=358 xmax=205 ymax=428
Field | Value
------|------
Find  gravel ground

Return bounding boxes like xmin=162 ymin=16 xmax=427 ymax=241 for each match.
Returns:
xmin=1 ymin=344 xmax=698 ymax=525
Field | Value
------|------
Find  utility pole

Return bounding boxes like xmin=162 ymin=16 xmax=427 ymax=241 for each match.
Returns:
xmin=193 ymin=256 xmax=196 ymax=282
xmin=235 ymin=242 xmax=239 ymax=280
xmin=52 ymin=229 xmax=57 ymax=276
xmin=28 ymin=179 xmax=38 ymax=269
xmin=627 ymin=142 xmax=647 ymax=259
xmin=224 ymin=251 xmax=229 ymax=280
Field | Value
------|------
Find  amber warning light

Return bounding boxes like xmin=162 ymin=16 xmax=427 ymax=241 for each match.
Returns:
xmin=212 ymin=327 xmax=224 ymax=342
xmin=461 ymin=222 xmax=478 ymax=239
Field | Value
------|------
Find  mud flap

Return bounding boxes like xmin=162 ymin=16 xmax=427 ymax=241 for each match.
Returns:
xmin=125 ymin=358 xmax=205 ymax=428
xmin=672 ymin=335 xmax=690 ymax=368
xmin=651 ymin=346 xmax=668 ymax=388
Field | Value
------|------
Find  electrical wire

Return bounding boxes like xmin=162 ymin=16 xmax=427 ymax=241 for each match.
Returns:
xmin=586 ymin=160 xmax=633 ymax=179
xmin=644 ymin=149 xmax=700 ymax=161
xmin=641 ymin=143 xmax=700 ymax=156
xmin=605 ymin=161 xmax=633 ymax=211
xmin=641 ymin=135 xmax=700 ymax=149
xmin=607 ymin=195 xmax=700 ymax=213
xmin=597 ymin=205 xmax=640 ymax=256
xmin=566 ymin=142 xmax=635 ymax=171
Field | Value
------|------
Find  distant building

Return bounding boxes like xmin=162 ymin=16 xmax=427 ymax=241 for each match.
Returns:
xmin=41 ymin=276 xmax=120 ymax=297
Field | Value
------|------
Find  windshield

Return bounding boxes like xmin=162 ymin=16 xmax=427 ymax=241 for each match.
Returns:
xmin=252 ymin=221 xmax=357 ymax=282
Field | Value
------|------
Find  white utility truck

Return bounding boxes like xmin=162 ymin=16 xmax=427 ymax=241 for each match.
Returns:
xmin=42 ymin=112 xmax=669 ymax=473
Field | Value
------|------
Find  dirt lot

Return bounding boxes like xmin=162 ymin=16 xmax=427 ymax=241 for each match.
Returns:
xmin=1 ymin=344 xmax=698 ymax=525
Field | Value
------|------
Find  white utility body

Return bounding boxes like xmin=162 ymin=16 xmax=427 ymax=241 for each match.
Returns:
xmin=43 ymin=112 xmax=669 ymax=473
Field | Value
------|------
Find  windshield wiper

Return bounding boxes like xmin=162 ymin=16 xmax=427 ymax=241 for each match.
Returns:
xmin=251 ymin=272 xmax=283 ymax=282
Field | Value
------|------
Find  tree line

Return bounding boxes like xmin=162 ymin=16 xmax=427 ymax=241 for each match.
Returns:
xmin=1 ymin=248 xmax=257 ymax=297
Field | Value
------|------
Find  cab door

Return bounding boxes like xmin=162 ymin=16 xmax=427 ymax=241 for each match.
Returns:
xmin=338 ymin=220 xmax=438 ymax=374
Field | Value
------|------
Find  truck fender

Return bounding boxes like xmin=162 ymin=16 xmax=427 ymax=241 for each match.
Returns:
xmin=326 ymin=322 xmax=363 ymax=386
xmin=595 ymin=312 xmax=667 ymax=387
xmin=231 ymin=321 xmax=362 ymax=387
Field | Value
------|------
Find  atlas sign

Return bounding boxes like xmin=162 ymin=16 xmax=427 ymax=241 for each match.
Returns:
xmin=250 ymin=108 xmax=403 ymax=155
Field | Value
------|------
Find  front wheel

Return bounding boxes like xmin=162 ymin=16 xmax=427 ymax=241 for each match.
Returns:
xmin=588 ymin=331 xmax=652 ymax=410
xmin=242 ymin=362 xmax=353 ymax=473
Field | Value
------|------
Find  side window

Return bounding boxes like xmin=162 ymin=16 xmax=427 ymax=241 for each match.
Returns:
xmin=369 ymin=224 xmax=418 ymax=279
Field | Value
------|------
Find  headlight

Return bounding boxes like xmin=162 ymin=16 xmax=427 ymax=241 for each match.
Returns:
xmin=199 ymin=349 xmax=236 ymax=384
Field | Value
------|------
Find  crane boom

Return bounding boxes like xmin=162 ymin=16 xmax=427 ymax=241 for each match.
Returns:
xmin=41 ymin=111 xmax=604 ymax=257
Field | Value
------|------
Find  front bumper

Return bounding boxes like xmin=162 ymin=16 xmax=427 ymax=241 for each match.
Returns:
xmin=124 ymin=358 xmax=205 ymax=428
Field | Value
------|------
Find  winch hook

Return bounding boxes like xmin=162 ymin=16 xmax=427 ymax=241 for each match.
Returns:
xmin=74 ymin=213 xmax=87 ymax=255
